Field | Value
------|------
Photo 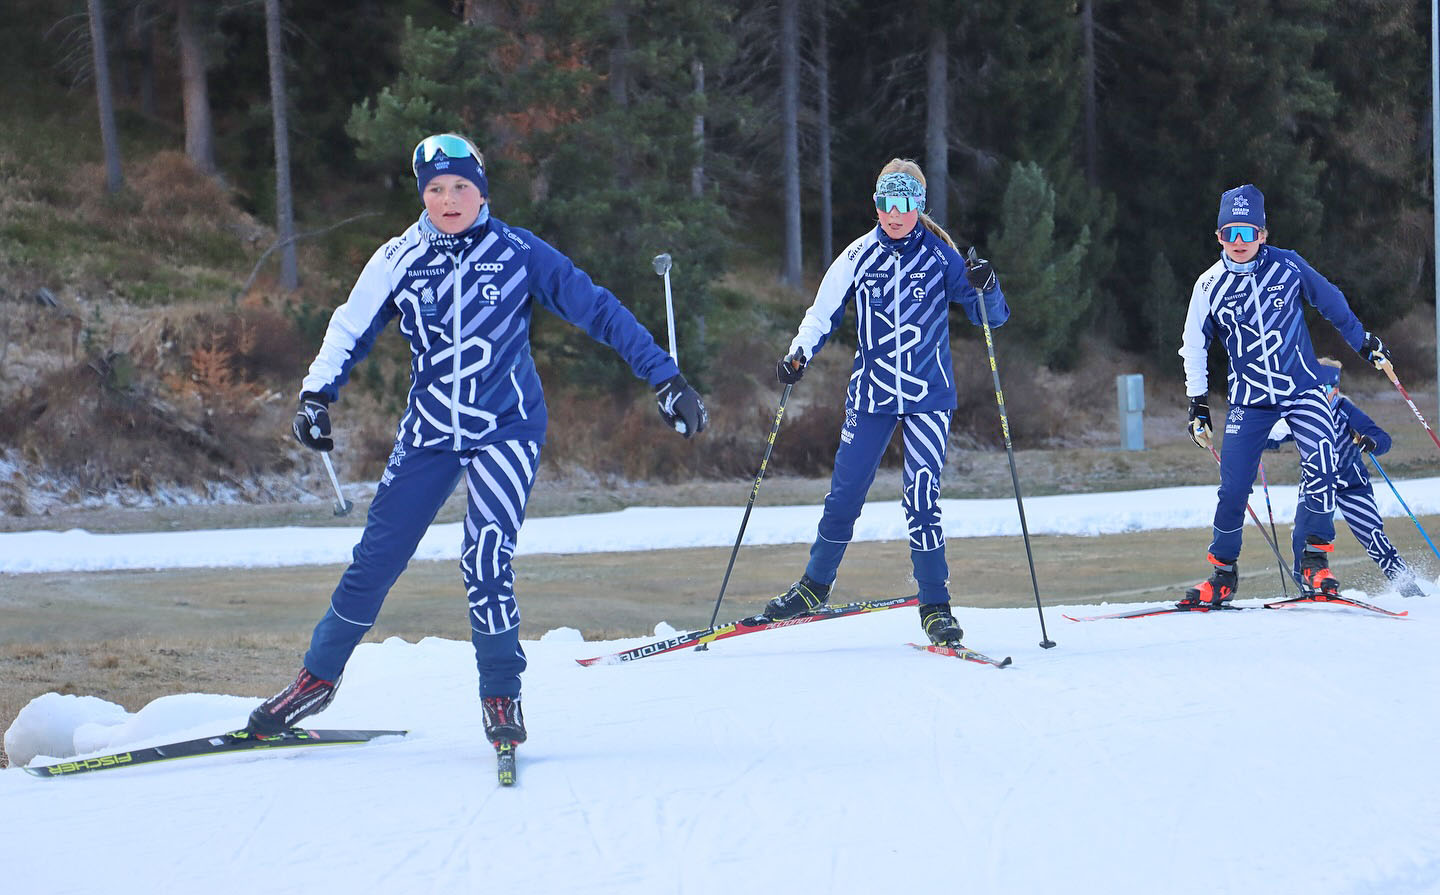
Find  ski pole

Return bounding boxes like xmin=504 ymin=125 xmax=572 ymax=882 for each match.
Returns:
xmin=320 ymin=452 xmax=354 ymax=516
xmin=1378 ymin=359 xmax=1440 ymax=453
xmin=652 ymin=253 xmax=677 ymax=362
xmin=1257 ymin=460 xmax=1290 ymax=596
xmin=1365 ymin=453 xmax=1440 ymax=563
xmin=697 ymin=383 xmax=794 ymax=647
xmin=967 ymin=248 xmax=1054 ymax=649
xmin=1200 ymin=437 xmax=1290 ymax=581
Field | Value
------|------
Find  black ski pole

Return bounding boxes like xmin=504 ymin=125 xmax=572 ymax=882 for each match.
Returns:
xmin=697 ymin=383 xmax=793 ymax=650
xmin=1258 ymin=460 xmax=1290 ymax=596
xmin=967 ymin=248 xmax=1055 ymax=649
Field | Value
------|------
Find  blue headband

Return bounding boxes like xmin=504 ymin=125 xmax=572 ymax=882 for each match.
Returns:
xmin=413 ymin=135 xmax=489 ymax=198
xmin=874 ymin=172 xmax=926 ymax=213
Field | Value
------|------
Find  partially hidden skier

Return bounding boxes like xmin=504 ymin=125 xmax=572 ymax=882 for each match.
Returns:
xmin=763 ymin=157 xmax=1010 ymax=646
xmin=1179 ymin=183 xmax=1390 ymax=606
xmin=248 ymin=134 xmax=707 ymax=757
xmin=1265 ymin=358 xmax=1425 ymax=597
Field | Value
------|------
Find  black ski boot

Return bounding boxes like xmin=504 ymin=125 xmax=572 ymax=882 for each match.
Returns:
xmin=1298 ymin=538 xmax=1340 ymax=597
xmin=482 ymin=696 xmax=527 ymax=746
xmin=1178 ymin=554 xmax=1238 ymax=608
xmin=761 ymin=574 xmax=830 ymax=620
xmin=247 ymin=668 xmax=338 ymax=735
xmin=919 ymin=602 xmax=963 ymax=645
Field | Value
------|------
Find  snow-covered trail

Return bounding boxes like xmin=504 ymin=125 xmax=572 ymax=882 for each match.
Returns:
xmin=5 ymin=595 xmax=1439 ymax=895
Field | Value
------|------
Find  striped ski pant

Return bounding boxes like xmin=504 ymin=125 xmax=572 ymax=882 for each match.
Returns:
xmin=805 ymin=408 xmax=953 ymax=604
xmin=1289 ymin=465 xmax=1408 ymax=582
xmin=1210 ymin=389 xmax=1338 ymax=563
xmin=304 ymin=440 xmax=540 ymax=698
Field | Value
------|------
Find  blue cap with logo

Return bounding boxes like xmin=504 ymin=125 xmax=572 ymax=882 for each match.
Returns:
xmin=1218 ymin=184 xmax=1265 ymax=229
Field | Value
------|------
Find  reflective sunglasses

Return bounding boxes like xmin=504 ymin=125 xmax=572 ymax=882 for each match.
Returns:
xmin=1220 ymin=224 xmax=1260 ymax=243
xmin=875 ymin=194 xmax=920 ymax=214
xmin=412 ymin=135 xmax=480 ymax=175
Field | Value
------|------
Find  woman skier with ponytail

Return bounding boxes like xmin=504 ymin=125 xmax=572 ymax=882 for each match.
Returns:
xmin=763 ymin=158 xmax=1010 ymax=647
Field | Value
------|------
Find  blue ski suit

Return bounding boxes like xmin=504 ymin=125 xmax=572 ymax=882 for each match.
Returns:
xmin=300 ymin=212 xmax=678 ymax=698
xmin=787 ymin=223 xmax=1009 ymax=602
xmin=1179 ymin=245 xmax=1369 ymax=564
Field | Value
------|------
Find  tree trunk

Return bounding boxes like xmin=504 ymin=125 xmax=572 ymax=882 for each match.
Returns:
xmin=609 ymin=1 xmax=632 ymax=187
xmin=924 ymin=27 xmax=949 ymax=226
xmin=87 ymin=0 xmax=124 ymax=193
xmin=176 ymin=0 xmax=217 ymax=176
xmin=691 ymin=59 xmax=705 ymax=198
xmin=780 ymin=0 xmax=802 ymax=288
xmin=1082 ymin=0 xmax=1097 ymax=185
xmin=264 ymin=0 xmax=298 ymax=289
xmin=815 ymin=0 xmax=832 ymax=265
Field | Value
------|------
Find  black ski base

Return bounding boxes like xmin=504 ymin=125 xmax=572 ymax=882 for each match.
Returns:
xmin=25 ymin=728 xmax=407 ymax=778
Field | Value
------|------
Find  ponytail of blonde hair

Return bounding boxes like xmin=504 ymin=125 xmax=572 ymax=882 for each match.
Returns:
xmin=877 ymin=158 xmax=958 ymax=250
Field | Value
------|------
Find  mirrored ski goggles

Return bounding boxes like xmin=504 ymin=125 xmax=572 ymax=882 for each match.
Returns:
xmin=412 ymin=135 xmax=480 ymax=175
xmin=875 ymin=194 xmax=921 ymax=214
xmin=1219 ymin=224 xmax=1260 ymax=243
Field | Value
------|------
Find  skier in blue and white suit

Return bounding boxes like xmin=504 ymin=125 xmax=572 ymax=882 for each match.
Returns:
xmin=249 ymin=134 xmax=708 ymax=746
xmin=761 ymin=158 xmax=1009 ymax=647
xmin=1178 ymin=183 xmax=1390 ymax=607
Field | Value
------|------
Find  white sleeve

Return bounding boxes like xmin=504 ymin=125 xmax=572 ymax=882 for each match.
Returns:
xmin=789 ymin=236 xmax=864 ymax=358
xmin=1178 ymin=270 xmax=1215 ymax=398
xmin=300 ymin=242 xmax=397 ymax=396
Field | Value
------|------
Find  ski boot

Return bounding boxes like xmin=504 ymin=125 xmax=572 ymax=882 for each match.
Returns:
xmin=483 ymin=696 xmax=526 ymax=745
xmin=1298 ymin=539 xmax=1340 ymax=598
xmin=761 ymin=574 xmax=830 ymax=620
xmin=1177 ymin=554 xmax=1237 ymax=608
xmin=918 ymin=601 xmax=964 ymax=646
xmin=483 ymin=696 xmax=526 ymax=786
xmin=247 ymin=668 xmax=338 ymax=735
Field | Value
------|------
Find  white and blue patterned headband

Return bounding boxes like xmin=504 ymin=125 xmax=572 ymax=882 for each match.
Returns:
xmin=874 ymin=172 xmax=926 ymax=213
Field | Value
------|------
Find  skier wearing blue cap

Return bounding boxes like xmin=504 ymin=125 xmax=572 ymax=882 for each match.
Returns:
xmin=763 ymin=157 xmax=1010 ymax=646
xmin=1179 ymin=183 xmax=1391 ymax=607
xmin=1265 ymin=358 xmax=1425 ymax=597
xmin=249 ymin=133 xmax=708 ymax=758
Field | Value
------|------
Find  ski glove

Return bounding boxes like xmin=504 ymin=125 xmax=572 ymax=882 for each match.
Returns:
xmin=655 ymin=374 xmax=709 ymax=439
xmin=1361 ymin=332 xmax=1390 ymax=370
xmin=776 ymin=349 xmax=807 ymax=385
xmin=964 ymin=248 xmax=997 ymax=293
xmin=292 ymin=392 xmax=333 ymax=452
xmin=1187 ymin=396 xmax=1212 ymax=448
xmin=1352 ymin=431 xmax=1378 ymax=454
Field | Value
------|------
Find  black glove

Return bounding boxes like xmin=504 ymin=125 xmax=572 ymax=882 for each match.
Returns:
xmin=1361 ymin=332 xmax=1390 ymax=370
xmin=964 ymin=247 xmax=997 ymax=293
xmin=776 ymin=349 xmax=807 ymax=385
xmin=292 ymin=392 xmax=333 ymax=452
xmin=1352 ymin=431 xmax=1378 ymax=454
xmin=655 ymin=374 xmax=708 ymax=439
xmin=1187 ymin=396 xmax=1212 ymax=448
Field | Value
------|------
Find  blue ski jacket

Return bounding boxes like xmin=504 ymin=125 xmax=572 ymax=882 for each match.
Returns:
xmin=1180 ymin=245 xmax=1367 ymax=406
xmin=787 ymin=224 xmax=1009 ymax=414
xmin=301 ymin=213 xmax=678 ymax=450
